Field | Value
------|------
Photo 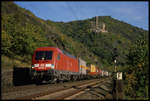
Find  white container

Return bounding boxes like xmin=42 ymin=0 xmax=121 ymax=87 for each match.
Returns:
xmin=79 ymin=58 xmax=87 ymax=75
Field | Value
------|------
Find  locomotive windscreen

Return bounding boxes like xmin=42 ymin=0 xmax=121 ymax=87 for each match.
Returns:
xmin=35 ymin=51 xmax=53 ymax=60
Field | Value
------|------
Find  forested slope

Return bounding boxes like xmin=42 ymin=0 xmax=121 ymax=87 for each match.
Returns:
xmin=2 ymin=1 xmax=148 ymax=70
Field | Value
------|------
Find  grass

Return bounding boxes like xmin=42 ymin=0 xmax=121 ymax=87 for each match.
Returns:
xmin=2 ymin=55 xmax=31 ymax=71
xmin=124 ymin=96 xmax=149 ymax=100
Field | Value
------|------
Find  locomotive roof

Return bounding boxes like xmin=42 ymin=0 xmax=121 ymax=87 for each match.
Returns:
xmin=62 ymin=50 xmax=76 ymax=59
xmin=35 ymin=47 xmax=62 ymax=52
xmin=35 ymin=47 xmax=76 ymax=59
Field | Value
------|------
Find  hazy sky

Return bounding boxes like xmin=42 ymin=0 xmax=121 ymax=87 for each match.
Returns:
xmin=15 ymin=1 xmax=148 ymax=30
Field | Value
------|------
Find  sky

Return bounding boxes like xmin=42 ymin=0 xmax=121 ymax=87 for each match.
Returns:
xmin=15 ymin=1 xmax=149 ymax=30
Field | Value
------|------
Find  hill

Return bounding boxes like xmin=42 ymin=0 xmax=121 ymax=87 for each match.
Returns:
xmin=1 ymin=2 xmax=148 ymax=71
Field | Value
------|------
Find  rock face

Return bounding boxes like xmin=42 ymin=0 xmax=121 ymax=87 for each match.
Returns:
xmin=2 ymin=70 xmax=13 ymax=88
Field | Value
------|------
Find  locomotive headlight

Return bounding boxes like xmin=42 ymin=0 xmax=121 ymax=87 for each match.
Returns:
xmin=51 ymin=64 xmax=55 ymax=69
xmin=45 ymin=64 xmax=51 ymax=67
xmin=34 ymin=64 xmax=39 ymax=67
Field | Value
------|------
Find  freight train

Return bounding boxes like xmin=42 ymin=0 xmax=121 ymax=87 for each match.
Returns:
xmin=30 ymin=47 xmax=111 ymax=84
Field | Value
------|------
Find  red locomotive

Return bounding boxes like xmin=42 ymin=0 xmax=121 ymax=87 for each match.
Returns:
xmin=30 ymin=47 xmax=80 ymax=84
xmin=30 ymin=47 xmax=110 ymax=84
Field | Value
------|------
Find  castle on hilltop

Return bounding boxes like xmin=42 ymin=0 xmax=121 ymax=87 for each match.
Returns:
xmin=90 ymin=16 xmax=108 ymax=33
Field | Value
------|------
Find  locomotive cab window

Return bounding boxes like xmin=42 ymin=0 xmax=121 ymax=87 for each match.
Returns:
xmin=35 ymin=51 xmax=53 ymax=60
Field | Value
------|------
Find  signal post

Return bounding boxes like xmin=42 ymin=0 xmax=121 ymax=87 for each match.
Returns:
xmin=112 ymin=48 xmax=124 ymax=100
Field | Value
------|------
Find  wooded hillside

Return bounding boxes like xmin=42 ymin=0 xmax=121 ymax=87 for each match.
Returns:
xmin=2 ymin=2 xmax=148 ymax=70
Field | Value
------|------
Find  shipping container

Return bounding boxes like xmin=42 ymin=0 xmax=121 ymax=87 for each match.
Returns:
xmin=78 ymin=58 xmax=87 ymax=75
xmin=90 ymin=64 xmax=96 ymax=72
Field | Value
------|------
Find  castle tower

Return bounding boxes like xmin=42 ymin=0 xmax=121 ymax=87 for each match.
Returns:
xmin=100 ymin=22 xmax=108 ymax=32
xmin=90 ymin=16 xmax=108 ymax=33
xmin=102 ymin=23 xmax=105 ymax=30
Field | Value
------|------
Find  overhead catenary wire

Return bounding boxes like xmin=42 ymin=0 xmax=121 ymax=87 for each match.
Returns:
xmin=65 ymin=2 xmax=79 ymax=21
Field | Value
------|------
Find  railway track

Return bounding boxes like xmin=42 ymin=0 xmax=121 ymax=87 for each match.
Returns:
xmin=16 ymin=77 xmax=110 ymax=100
xmin=2 ymin=84 xmax=35 ymax=93
xmin=72 ymin=77 xmax=113 ymax=100
xmin=2 ymin=79 xmax=97 ymax=99
xmin=57 ymin=79 xmax=108 ymax=100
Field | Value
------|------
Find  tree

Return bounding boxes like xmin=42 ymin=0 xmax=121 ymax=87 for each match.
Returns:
xmin=1 ymin=30 xmax=12 ymax=56
xmin=125 ymin=34 xmax=149 ymax=98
